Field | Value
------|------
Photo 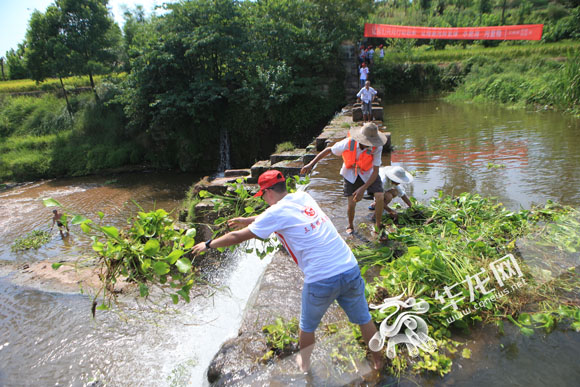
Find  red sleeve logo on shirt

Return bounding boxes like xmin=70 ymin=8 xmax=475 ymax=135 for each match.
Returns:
xmin=304 ymin=207 xmax=316 ymax=217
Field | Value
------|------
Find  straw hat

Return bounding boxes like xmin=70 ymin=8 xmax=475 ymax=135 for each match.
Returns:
xmin=351 ymin=123 xmax=388 ymax=148
xmin=383 ymin=166 xmax=413 ymax=184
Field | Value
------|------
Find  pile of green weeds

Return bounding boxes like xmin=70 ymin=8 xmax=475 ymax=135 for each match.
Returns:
xmin=11 ymin=229 xmax=52 ymax=251
xmin=354 ymin=192 xmax=580 ymax=377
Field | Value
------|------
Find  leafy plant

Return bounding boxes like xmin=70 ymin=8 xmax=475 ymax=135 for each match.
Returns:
xmin=355 ymin=193 xmax=580 ymax=377
xmin=11 ymin=229 xmax=52 ymax=251
xmin=261 ymin=317 xmax=299 ymax=362
xmin=43 ymin=197 xmax=198 ymax=309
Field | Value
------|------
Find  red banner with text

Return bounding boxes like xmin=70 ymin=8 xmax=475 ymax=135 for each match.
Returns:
xmin=364 ymin=24 xmax=543 ymax=41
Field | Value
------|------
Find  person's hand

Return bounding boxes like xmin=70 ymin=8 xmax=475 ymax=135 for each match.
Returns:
xmin=192 ymin=241 xmax=208 ymax=256
xmin=227 ymin=217 xmax=247 ymax=230
xmin=300 ymin=163 xmax=313 ymax=175
xmin=353 ymin=187 xmax=365 ymax=202
xmin=389 ymin=211 xmax=398 ymax=222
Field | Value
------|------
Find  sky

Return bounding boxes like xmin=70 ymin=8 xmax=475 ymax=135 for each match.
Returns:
xmin=0 ymin=0 xmax=167 ymax=57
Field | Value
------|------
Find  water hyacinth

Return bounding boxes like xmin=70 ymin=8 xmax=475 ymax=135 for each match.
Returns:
xmin=354 ymin=193 xmax=580 ymax=377
xmin=11 ymin=230 xmax=52 ymax=251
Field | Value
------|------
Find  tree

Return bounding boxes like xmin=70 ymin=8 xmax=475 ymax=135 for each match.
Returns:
xmin=24 ymin=0 xmax=120 ymax=102
xmin=120 ymin=5 xmax=148 ymax=71
xmin=56 ymin=0 xmax=120 ymax=100
xmin=478 ymin=0 xmax=492 ymax=23
xmin=5 ymin=45 xmax=28 ymax=80
xmin=0 ymin=57 xmax=5 ymax=81
xmin=119 ymin=0 xmax=369 ymax=172
xmin=25 ymin=7 xmax=74 ymax=116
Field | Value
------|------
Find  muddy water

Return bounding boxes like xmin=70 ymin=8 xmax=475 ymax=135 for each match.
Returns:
xmin=0 ymin=172 xmax=272 ymax=386
xmin=0 ymin=172 xmax=196 ymax=262
xmin=384 ymin=96 xmax=580 ymax=210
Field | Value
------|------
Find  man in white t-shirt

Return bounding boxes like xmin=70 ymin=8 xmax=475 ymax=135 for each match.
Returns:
xmin=301 ymin=123 xmax=386 ymax=236
xmin=192 ymin=170 xmax=383 ymax=372
xmin=359 ymin=62 xmax=369 ymax=88
xmin=357 ymin=81 xmax=378 ymax=122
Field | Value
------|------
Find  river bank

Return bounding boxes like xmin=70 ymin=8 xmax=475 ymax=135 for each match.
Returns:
xmin=371 ymin=48 xmax=580 ymax=117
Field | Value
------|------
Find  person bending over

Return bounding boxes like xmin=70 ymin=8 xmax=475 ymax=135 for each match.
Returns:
xmin=369 ymin=165 xmax=413 ymax=221
xmin=192 ymin=170 xmax=383 ymax=372
xmin=301 ymin=123 xmax=387 ymax=237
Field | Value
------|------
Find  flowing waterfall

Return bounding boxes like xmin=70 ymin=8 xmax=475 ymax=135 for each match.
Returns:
xmin=217 ymin=129 xmax=231 ymax=172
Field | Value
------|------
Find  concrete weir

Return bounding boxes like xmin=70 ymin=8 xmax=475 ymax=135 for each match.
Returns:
xmin=191 ymin=104 xmax=390 ymax=199
xmin=191 ymin=105 xmax=391 ymax=384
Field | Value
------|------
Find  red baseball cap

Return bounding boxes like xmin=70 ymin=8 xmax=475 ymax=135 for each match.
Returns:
xmin=254 ymin=170 xmax=286 ymax=197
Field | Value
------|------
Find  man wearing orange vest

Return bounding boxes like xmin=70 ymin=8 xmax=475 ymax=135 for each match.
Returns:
xmin=301 ymin=123 xmax=386 ymax=236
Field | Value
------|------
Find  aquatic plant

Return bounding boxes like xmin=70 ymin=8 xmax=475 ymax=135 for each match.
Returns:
xmin=261 ymin=317 xmax=299 ymax=362
xmin=186 ymin=175 xmax=309 ymax=258
xmin=11 ymin=229 xmax=52 ymax=251
xmin=354 ymin=193 xmax=580 ymax=377
xmin=43 ymin=197 xmax=198 ymax=310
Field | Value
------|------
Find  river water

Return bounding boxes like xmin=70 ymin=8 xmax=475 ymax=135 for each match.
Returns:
xmin=0 ymin=98 xmax=579 ymax=386
xmin=0 ymin=172 xmax=271 ymax=386
xmin=303 ymin=97 xmax=580 ymax=386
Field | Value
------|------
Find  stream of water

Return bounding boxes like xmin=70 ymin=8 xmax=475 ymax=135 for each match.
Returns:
xmin=0 ymin=172 xmax=271 ymax=386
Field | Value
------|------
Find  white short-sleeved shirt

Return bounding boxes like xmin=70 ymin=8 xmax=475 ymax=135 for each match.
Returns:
xmin=359 ymin=67 xmax=369 ymax=80
xmin=248 ymin=191 xmax=357 ymax=283
xmin=379 ymin=167 xmax=406 ymax=197
xmin=357 ymin=87 xmax=377 ymax=103
xmin=331 ymin=137 xmax=382 ymax=184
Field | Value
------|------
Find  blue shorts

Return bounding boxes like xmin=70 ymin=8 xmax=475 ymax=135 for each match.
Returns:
xmin=300 ymin=265 xmax=371 ymax=332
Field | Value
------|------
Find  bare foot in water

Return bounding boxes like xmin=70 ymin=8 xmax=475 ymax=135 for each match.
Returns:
xmin=296 ymin=353 xmax=310 ymax=372
xmin=371 ymin=351 xmax=384 ymax=371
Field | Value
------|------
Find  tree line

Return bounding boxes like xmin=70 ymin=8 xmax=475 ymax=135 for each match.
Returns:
xmin=1 ymin=0 xmax=579 ymax=178
xmin=0 ymin=0 xmax=372 ymax=175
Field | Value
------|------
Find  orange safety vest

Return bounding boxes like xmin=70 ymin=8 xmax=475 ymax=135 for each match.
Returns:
xmin=342 ymin=133 xmax=375 ymax=173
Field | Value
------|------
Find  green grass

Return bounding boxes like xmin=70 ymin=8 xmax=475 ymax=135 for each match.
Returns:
xmin=447 ymin=51 xmax=580 ymax=114
xmin=0 ymin=73 xmax=126 ymax=94
xmin=274 ymin=141 xmax=295 ymax=153
xmin=382 ymin=40 xmax=580 ymax=64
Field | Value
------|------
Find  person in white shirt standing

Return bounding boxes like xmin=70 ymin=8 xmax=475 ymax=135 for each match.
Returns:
xmin=359 ymin=62 xmax=369 ymax=88
xmin=301 ymin=123 xmax=386 ymax=237
xmin=357 ymin=80 xmax=378 ymax=122
xmin=192 ymin=170 xmax=383 ymax=372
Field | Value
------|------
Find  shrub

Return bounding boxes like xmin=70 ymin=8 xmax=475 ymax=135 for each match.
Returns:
xmin=275 ymin=141 xmax=295 ymax=153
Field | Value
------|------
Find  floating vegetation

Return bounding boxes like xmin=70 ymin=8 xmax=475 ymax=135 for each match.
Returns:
xmin=487 ymin=162 xmax=506 ymax=169
xmin=11 ymin=230 xmax=52 ymax=251
xmin=352 ymin=193 xmax=580 ymax=377
xmin=184 ymin=175 xmax=309 ymax=258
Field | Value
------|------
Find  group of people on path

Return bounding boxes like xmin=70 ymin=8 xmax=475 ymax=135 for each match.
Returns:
xmin=358 ymin=44 xmax=384 ymax=88
xmin=192 ymin=119 xmax=414 ymax=375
